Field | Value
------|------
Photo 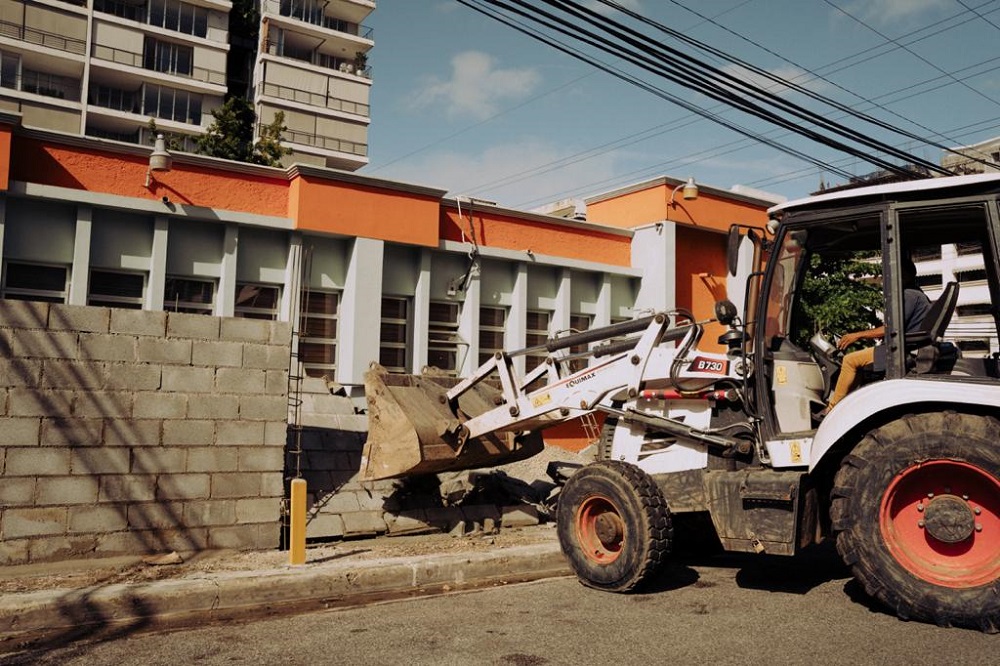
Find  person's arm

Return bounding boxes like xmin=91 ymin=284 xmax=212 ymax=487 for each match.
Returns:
xmin=837 ymin=325 xmax=886 ymax=350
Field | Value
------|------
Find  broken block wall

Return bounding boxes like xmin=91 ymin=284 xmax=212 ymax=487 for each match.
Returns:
xmin=0 ymin=301 xmax=290 ymax=565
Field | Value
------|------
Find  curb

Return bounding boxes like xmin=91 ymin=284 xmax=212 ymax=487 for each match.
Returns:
xmin=0 ymin=542 xmax=571 ymax=650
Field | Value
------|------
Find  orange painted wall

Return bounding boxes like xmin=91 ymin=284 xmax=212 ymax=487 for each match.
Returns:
xmin=587 ymin=182 xmax=769 ymax=234
xmin=440 ymin=208 xmax=631 ymax=266
xmin=293 ymin=176 xmax=440 ymax=246
xmin=675 ymin=226 xmax=730 ymax=352
xmin=0 ymin=125 xmax=11 ymax=191
xmin=10 ymin=138 xmax=288 ymax=216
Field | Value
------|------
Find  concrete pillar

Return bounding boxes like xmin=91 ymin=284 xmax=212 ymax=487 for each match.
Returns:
xmin=338 ymin=237 xmax=384 ymax=390
xmin=509 ymin=263 xmax=528 ymax=376
xmin=411 ymin=250 xmax=432 ymax=373
xmin=281 ymin=232 xmax=302 ymax=324
xmin=217 ymin=224 xmax=239 ymax=317
xmin=595 ymin=274 xmax=612 ymax=329
xmin=458 ymin=267 xmax=481 ymax=377
xmin=554 ymin=268 xmax=572 ymax=336
xmin=68 ymin=206 xmax=92 ymax=306
xmin=147 ymin=216 xmax=168 ymax=311
xmin=632 ymin=222 xmax=676 ymax=314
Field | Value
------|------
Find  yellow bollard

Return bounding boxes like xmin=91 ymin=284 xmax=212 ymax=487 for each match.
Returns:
xmin=289 ymin=478 xmax=307 ymax=565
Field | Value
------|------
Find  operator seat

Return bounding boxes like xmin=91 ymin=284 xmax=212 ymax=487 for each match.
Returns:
xmin=908 ymin=281 xmax=960 ymax=374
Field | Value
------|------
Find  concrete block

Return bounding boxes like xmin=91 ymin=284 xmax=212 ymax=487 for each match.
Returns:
xmin=29 ymin=534 xmax=100 ymax=563
xmin=186 ymin=394 xmax=239 ymax=419
xmin=243 ymin=344 xmax=290 ymax=370
xmin=40 ymin=417 xmax=104 ymax=447
xmin=341 ymin=510 xmax=387 ymax=537
xmin=265 ymin=369 xmax=288 ymax=395
xmin=208 ymin=524 xmax=265 ymax=550
xmin=161 ymin=366 xmax=215 ymax=393
xmin=216 ymin=420 xmax=265 ymax=446
xmin=461 ymin=504 xmax=503 ymax=525
xmin=300 ymin=391 xmax=356 ymax=416
xmin=2 ymin=507 xmax=67 ymax=538
xmin=137 ymin=337 xmax=192 ymax=365
xmin=0 ymin=299 xmax=48 ymax=329
xmin=187 ymin=446 xmax=238 ymax=473
xmin=70 ymin=447 xmax=130 ymax=475
xmin=264 ymin=421 xmax=289 ymax=447
xmin=0 ymin=477 xmax=35 ymax=506
xmin=260 ymin=471 xmax=283 ymax=497
xmin=102 ymin=363 xmax=161 ymax=391
xmin=211 ymin=472 xmax=262 ymax=498
xmin=162 ymin=419 xmax=215 ymax=446
xmin=311 ymin=490 xmax=361 ymax=513
xmin=239 ymin=395 xmax=287 ymax=421
xmin=183 ymin=500 xmax=236 ymax=527
xmin=306 ymin=512 xmax=344 ymax=539
xmin=220 ymin=317 xmax=271 ymax=343
xmin=0 ymin=417 xmax=41 ymax=445
xmin=40 ymin=359 xmax=106 ymax=389
xmin=156 ymin=473 xmax=211 ymax=500
xmin=237 ymin=447 xmax=284 ymax=472
xmin=94 ymin=531 xmax=138 ymax=556
xmin=425 ymin=506 xmax=464 ymax=531
xmin=68 ymin=504 xmax=127 ymax=533
xmin=134 ymin=392 xmax=187 ymax=419
xmin=8 ymin=388 xmax=74 ymax=417
xmin=79 ymin=333 xmax=136 ymax=362
xmin=13 ymin=330 xmax=79 ymax=359
xmin=0 ymin=358 xmax=42 ymax=387
xmin=356 ymin=489 xmax=388 ymax=512
xmin=385 ymin=510 xmax=441 ymax=536
xmin=501 ymin=504 xmax=540 ymax=528
xmin=104 ymin=419 xmax=161 ymax=447
xmin=126 ymin=501 xmax=185 ymax=530
xmin=73 ymin=391 xmax=132 ymax=418
xmin=192 ymin=340 xmax=243 ymax=368
xmin=132 ymin=447 xmax=188 ymax=474
xmin=35 ymin=476 xmax=100 ymax=505
xmin=136 ymin=527 xmax=210 ymax=553
xmin=0 ymin=538 xmax=30 ymax=565
xmin=48 ymin=304 xmax=110 ymax=333
xmin=235 ymin=497 xmax=279 ymax=524
xmin=100 ymin=474 xmax=157 ymax=502
xmin=269 ymin=320 xmax=292 ymax=345
xmin=167 ymin=312 xmax=220 ymax=340
xmin=5 ymin=447 xmax=71 ymax=476
xmin=110 ymin=309 xmax=166 ymax=337
xmin=215 ymin=367 xmax=266 ymax=394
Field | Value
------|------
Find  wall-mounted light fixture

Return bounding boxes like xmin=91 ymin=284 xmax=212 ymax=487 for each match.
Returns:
xmin=668 ymin=177 xmax=699 ymax=207
xmin=145 ymin=134 xmax=173 ymax=188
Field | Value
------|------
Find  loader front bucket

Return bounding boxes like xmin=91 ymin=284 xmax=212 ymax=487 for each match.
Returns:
xmin=359 ymin=364 xmax=543 ymax=481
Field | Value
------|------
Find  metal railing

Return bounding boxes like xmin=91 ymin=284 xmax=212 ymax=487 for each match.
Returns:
xmin=267 ymin=0 xmax=374 ymax=40
xmin=1 ymin=71 xmax=82 ymax=102
xmin=93 ymin=0 xmax=146 ymax=22
xmin=90 ymin=43 xmax=226 ymax=86
xmin=87 ymin=83 xmax=140 ymax=113
xmin=0 ymin=19 xmax=87 ymax=55
xmin=256 ymin=81 xmax=370 ymax=116
xmin=264 ymin=41 xmax=372 ymax=79
xmin=262 ymin=124 xmax=367 ymax=157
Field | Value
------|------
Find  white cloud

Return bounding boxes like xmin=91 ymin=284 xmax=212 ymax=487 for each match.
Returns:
xmin=843 ymin=0 xmax=950 ymax=25
xmin=408 ymin=51 xmax=541 ymax=120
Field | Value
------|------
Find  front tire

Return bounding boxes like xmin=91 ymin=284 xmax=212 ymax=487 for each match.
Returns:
xmin=557 ymin=460 xmax=672 ymax=592
xmin=831 ymin=412 xmax=1000 ymax=632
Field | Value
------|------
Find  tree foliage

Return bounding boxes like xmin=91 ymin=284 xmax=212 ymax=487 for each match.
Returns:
xmin=794 ymin=251 xmax=884 ymax=345
xmin=195 ymin=97 xmax=291 ymax=167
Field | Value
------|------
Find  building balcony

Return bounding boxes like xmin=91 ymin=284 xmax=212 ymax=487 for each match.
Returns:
xmin=1 ymin=70 xmax=82 ymax=102
xmin=265 ymin=0 xmax=374 ymax=40
xmin=263 ymin=39 xmax=372 ymax=80
xmin=90 ymin=42 xmax=227 ymax=87
xmin=255 ymin=81 xmax=370 ymax=118
xmin=0 ymin=19 xmax=87 ymax=57
xmin=275 ymin=126 xmax=367 ymax=157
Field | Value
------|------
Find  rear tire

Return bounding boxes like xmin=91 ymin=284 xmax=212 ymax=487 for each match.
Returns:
xmin=831 ymin=412 xmax=1000 ymax=632
xmin=557 ymin=460 xmax=672 ymax=592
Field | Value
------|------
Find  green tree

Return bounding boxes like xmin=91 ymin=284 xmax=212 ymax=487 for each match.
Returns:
xmin=251 ymin=111 xmax=292 ymax=166
xmin=794 ymin=252 xmax=884 ymax=346
xmin=195 ymin=96 xmax=256 ymax=162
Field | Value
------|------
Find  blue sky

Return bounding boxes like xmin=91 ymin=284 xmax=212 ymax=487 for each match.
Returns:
xmin=361 ymin=0 xmax=1000 ymax=209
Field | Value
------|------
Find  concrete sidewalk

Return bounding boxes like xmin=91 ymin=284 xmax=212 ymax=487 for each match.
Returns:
xmin=0 ymin=526 xmax=570 ymax=656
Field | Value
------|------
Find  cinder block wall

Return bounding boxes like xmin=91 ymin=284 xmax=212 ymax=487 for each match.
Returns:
xmin=0 ymin=301 xmax=290 ymax=565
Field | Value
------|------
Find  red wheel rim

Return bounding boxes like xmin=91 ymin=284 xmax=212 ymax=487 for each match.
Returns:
xmin=575 ymin=495 xmax=625 ymax=564
xmin=880 ymin=460 xmax=1000 ymax=588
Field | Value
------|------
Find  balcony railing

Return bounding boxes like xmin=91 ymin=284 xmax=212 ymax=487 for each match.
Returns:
xmin=263 ymin=124 xmax=367 ymax=157
xmin=264 ymin=40 xmax=372 ymax=79
xmin=256 ymin=81 xmax=370 ymax=117
xmin=1 ymin=70 xmax=82 ymax=102
xmin=93 ymin=0 xmax=147 ymax=22
xmin=0 ymin=19 xmax=87 ymax=56
xmin=267 ymin=0 xmax=374 ymax=40
xmin=88 ymin=83 xmax=141 ymax=113
xmin=91 ymin=43 xmax=226 ymax=86
xmin=87 ymin=125 xmax=200 ymax=153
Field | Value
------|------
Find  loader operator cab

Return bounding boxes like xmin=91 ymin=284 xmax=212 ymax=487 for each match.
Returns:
xmin=732 ymin=187 xmax=1000 ymax=440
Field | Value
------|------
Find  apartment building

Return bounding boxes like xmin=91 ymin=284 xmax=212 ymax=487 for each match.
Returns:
xmin=0 ymin=0 xmax=372 ymax=168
